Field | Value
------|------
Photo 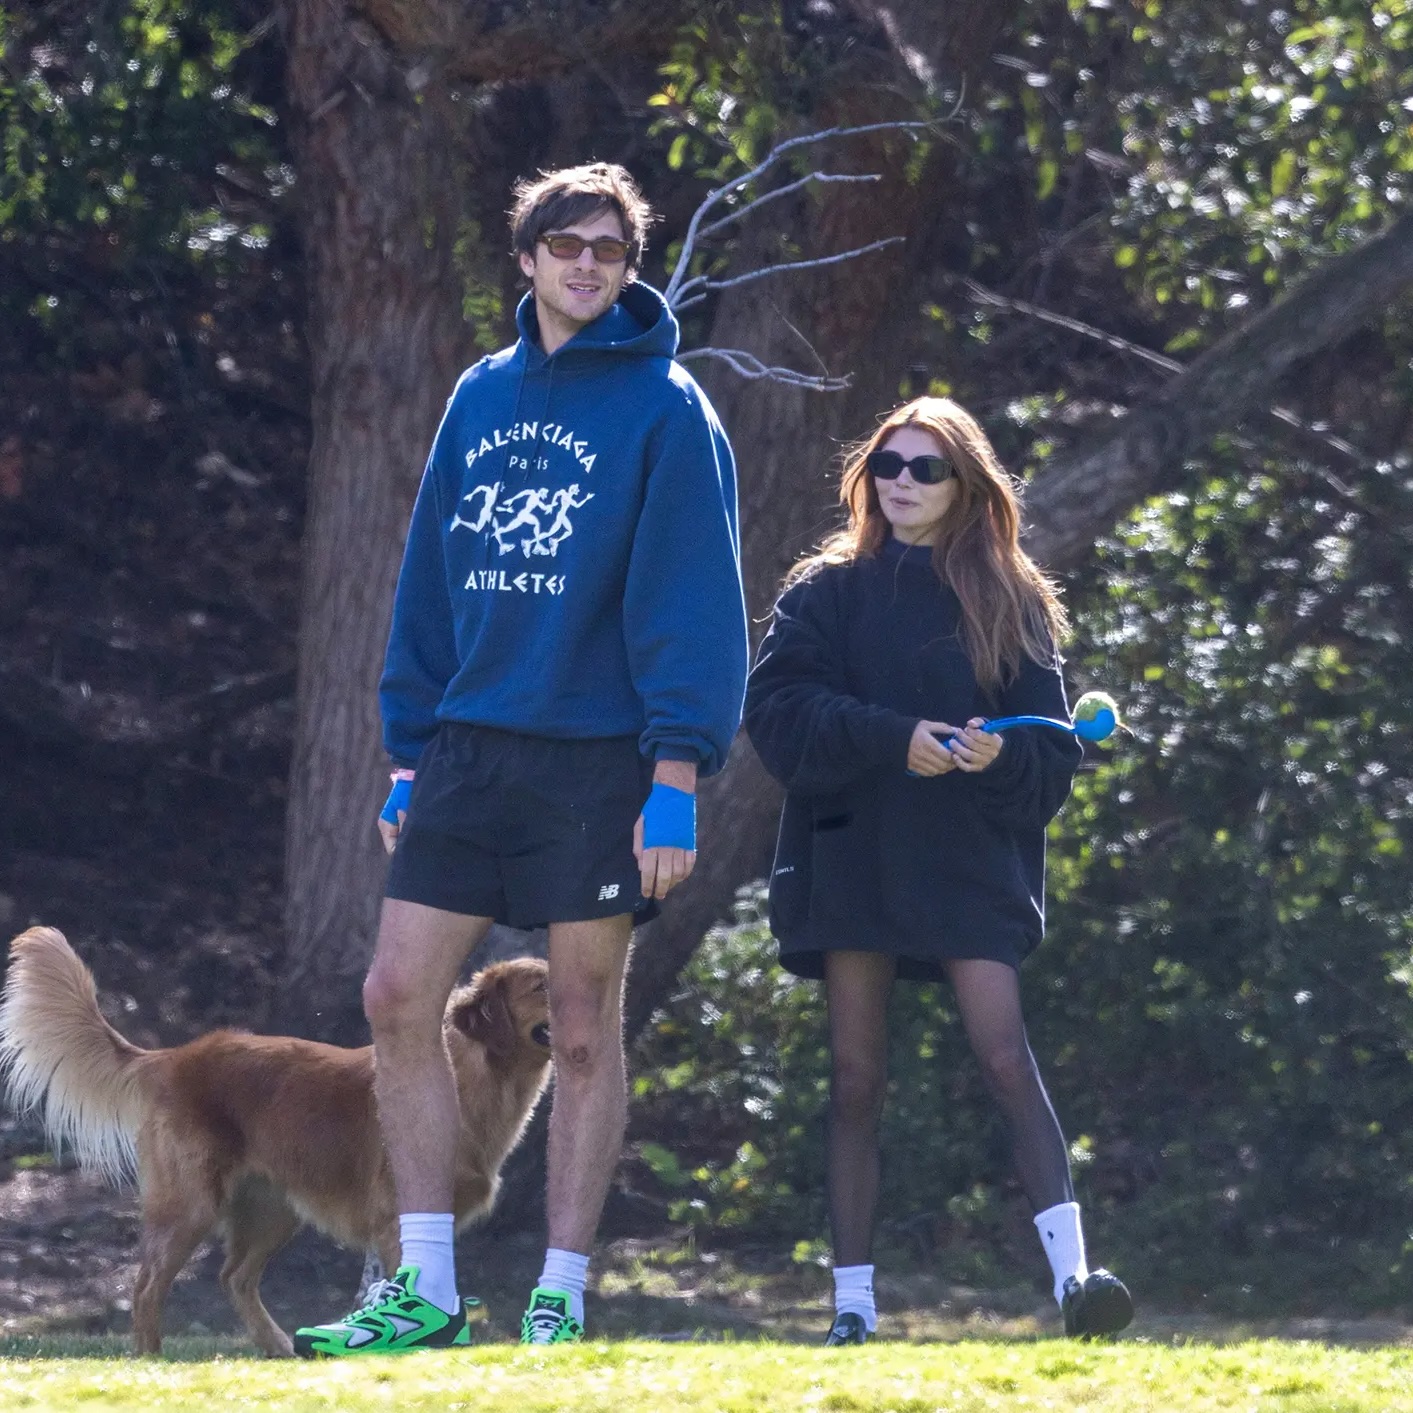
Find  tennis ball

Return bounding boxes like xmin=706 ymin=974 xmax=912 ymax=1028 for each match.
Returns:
xmin=1072 ymin=690 xmax=1120 ymax=742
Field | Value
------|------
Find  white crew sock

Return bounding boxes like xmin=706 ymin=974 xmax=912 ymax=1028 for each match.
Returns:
xmin=1034 ymin=1200 xmax=1089 ymax=1306
xmin=832 ymin=1263 xmax=877 ymax=1332
xmin=538 ymin=1247 xmax=590 ymax=1325
xmin=398 ymin=1212 xmax=460 ymax=1314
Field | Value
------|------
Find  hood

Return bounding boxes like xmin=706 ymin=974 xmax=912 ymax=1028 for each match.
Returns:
xmin=514 ymin=280 xmax=680 ymax=366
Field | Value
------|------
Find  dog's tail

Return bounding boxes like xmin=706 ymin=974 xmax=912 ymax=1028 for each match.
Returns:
xmin=0 ymin=926 xmax=147 ymax=1184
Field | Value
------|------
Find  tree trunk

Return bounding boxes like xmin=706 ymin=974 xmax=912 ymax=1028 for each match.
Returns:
xmin=277 ymin=0 xmax=475 ymax=1039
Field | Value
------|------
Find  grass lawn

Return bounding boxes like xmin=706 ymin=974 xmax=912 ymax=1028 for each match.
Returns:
xmin=2 ymin=1335 xmax=1411 ymax=1411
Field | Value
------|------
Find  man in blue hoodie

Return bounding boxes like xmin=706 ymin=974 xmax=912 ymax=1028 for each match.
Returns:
xmin=293 ymin=164 xmax=747 ymax=1356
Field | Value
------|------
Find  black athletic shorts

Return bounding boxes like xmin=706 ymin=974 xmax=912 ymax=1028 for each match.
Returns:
xmin=384 ymin=722 xmax=657 ymax=928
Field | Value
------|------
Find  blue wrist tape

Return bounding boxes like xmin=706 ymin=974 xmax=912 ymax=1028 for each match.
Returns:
xmin=380 ymin=776 xmax=414 ymax=825
xmin=642 ymin=781 xmax=696 ymax=851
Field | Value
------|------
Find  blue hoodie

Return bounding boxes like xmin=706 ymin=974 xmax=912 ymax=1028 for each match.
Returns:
xmin=380 ymin=281 xmax=747 ymax=776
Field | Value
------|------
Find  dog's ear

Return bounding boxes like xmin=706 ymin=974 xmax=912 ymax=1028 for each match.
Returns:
xmin=451 ymin=973 xmax=517 ymax=1062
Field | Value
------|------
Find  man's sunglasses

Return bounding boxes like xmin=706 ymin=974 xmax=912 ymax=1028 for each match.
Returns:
xmin=538 ymin=233 xmax=631 ymax=264
xmin=865 ymin=450 xmax=956 ymax=484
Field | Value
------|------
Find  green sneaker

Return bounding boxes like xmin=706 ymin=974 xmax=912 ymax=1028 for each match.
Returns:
xmin=293 ymin=1265 xmax=467 ymax=1357
xmin=520 ymin=1287 xmax=584 ymax=1344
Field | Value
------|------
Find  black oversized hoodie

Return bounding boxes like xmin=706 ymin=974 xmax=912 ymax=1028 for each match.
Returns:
xmin=744 ymin=537 xmax=1081 ymax=973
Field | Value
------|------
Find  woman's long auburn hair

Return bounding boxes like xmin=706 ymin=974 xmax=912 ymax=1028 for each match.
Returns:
xmin=788 ymin=396 xmax=1069 ymax=690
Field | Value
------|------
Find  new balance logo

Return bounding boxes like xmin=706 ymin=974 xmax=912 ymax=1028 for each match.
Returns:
xmin=597 ymin=884 xmax=620 ymax=901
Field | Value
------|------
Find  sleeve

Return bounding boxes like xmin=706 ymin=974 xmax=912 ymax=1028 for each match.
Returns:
xmin=744 ymin=573 xmax=917 ymax=796
xmin=378 ymin=391 xmax=463 ymax=769
xmin=622 ymin=382 xmax=748 ymax=778
xmin=968 ymin=642 xmax=1083 ymax=831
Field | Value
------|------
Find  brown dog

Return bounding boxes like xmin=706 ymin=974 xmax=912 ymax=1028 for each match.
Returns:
xmin=0 ymin=925 xmax=551 ymax=1356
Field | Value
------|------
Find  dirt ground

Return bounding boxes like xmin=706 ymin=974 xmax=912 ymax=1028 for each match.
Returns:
xmin=0 ymin=1159 xmax=1018 ymax=1348
xmin=4 ymin=1160 xmax=1413 ymax=1353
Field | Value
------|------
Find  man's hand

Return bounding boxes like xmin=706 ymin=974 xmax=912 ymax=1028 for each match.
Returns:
xmin=946 ymin=717 xmax=1004 ymax=772
xmin=377 ymin=773 xmax=414 ymax=855
xmin=635 ymin=758 xmax=698 ymax=900
xmin=907 ymin=720 xmax=960 ymax=777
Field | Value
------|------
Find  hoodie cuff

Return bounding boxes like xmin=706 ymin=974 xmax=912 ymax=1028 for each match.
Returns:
xmin=972 ymin=728 xmax=1029 ymax=792
xmin=653 ymin=745 xmax=702 ymax=765
xmin=882 ymin=714 xmax=920 ymax=771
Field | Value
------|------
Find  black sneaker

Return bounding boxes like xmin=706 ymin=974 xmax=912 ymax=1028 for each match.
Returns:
xmin=1061 ymin=1269 xmax=1133 ymax=1337
xmin=824 ymin=1312 xmax=871 ymax=1345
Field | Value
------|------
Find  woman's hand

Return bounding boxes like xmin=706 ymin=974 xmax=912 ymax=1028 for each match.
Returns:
xmin=945 ymin=717 xmax=1004 ymax=772
xmin=907 ymin=720 xmax=960 ymax=777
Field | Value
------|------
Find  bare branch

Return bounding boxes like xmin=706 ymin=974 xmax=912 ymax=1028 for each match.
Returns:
xmin=697 ymin=171 xmax=881 ymax=240
xmin=664 ymin=119 xmax=939 ymax=305
xmin=768 ymin=296 xmax=834 ymax=379
xmin=677 ymin=347 xmax=853 ymax=391
xmin=673 ymin=236 xmax=905 ymax=307
xmin=962 ymin=277 xmax=1379 ymax=481
xmin=963 ymin=279 xmax=1182 ymax=373
xmin=1019 ymin=208 xmax=1413 ymax=570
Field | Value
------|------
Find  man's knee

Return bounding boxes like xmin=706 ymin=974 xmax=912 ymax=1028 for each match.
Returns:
xmin=547 ymin=988 xmax=621 ymax=1077
xmin=363 ymin=959 xmax=437 ymax=1041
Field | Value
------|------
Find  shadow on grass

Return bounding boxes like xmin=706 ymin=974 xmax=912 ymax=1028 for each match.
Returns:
xmin=0 ymin=1333 xmax=256 ymax=1361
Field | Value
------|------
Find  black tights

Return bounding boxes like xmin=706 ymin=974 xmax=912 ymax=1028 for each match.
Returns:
xmin=823 ymin=951 xmax=1073 ymax=1267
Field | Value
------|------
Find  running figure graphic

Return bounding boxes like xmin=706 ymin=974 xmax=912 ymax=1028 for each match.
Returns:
xmin=450 ymin=481 xmax=595 ymax=558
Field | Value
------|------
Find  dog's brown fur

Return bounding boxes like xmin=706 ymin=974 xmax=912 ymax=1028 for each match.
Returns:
xmin=0 ymin=926 xmax=551 ymax=1356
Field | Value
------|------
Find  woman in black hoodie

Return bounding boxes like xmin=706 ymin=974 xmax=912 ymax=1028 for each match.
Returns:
xmin=745 ymin=396 xmax=1131 ymax=1344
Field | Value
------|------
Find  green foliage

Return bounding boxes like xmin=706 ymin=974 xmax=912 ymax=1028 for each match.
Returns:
xmin=0 ymin=0 xmax=287 ymax=373
xmin=1106 ymin=0 xmax=1412 ymax=320
xmin=648 ymin=4 xmax=806 ymax=182
xmin=453 ymin=217 xmax=508 ymax=355
xmin=1043 ymin=453 xmax=1413 ymax=1307
xmin=634 ymin=890 xmax=829 ymax=1238
xmin=0 ymin=1 xmax=278 ymax=249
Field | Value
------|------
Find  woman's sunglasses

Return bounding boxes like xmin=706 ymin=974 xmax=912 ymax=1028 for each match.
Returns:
xmin=538 ymin=233 xmax=631 ymax=264
xmin=865 ymin=450 xmax=956 ymax=485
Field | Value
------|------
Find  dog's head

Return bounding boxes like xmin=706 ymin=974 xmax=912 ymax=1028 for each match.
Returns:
xmin=446 ymin=956 xmax=550 ymax=1067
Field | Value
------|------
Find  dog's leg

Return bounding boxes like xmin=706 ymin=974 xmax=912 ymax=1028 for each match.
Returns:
xmin=133 ymin=1203 xmax=216 ymax=1356
xmin=356 ymin=1250 xmax=386 ymax=1305
xmin=131 ymin=1130 xmax=220 ymax=1357
xmin=221 ymin=1177 xmax=301 ymax=1358
xmin=373 ymin=1220 xmax=401 ymax=1284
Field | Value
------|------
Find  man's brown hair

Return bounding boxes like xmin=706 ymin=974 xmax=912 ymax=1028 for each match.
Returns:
xmin=508 ymin=162 xmax=656 ymax=272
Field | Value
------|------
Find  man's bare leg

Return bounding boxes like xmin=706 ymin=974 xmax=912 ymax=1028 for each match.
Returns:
xmin=535 ymin=912 xmax=633 ymax=1327
xmin=362 ymin=898 xmax=492 ymax=1292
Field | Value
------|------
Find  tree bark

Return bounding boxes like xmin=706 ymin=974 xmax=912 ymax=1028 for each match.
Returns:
xmin=278 ymin=0 xmax=476 ymax=1038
